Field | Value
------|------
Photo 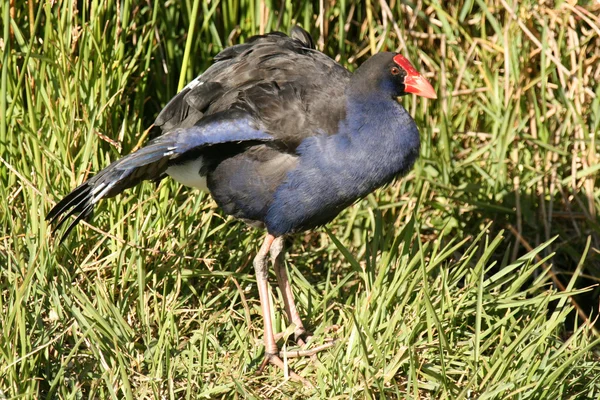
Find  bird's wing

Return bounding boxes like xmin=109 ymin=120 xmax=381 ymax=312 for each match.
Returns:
xmin=48 ymin=28 xmax=350 ymax=240
xmin=47 ymin=111 xmax=272 ymax=241
xmin=154 ymin=28 xmax=351 ymax=148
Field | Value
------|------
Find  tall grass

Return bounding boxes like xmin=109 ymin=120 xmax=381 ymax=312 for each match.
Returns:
xmin=1 ymin=0 xmax=599 ymax=398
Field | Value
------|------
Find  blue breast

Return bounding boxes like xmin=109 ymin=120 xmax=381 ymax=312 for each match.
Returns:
xmin=265 ymin=97 xmax=420 ymax=236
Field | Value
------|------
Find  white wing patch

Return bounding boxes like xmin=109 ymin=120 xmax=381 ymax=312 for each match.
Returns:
xmin=183 ymin=75 xmax=203 ymax=91
xmin=166 ymin=157 xmax=208 ymax=191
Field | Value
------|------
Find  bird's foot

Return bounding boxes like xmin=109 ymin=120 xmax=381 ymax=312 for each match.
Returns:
xmin=257 ymin=326 xmax=340 ymax=387
xmin=257 ymin=352 xmax=313 ymax=388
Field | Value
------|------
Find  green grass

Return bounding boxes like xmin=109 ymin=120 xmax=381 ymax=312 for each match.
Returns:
xmin=2 ymin=0 xmax=600 ymax=398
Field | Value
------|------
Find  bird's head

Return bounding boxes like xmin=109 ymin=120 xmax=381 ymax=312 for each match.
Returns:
xmin=351 ymin=52 xmax=437 ymax=100
xmin=389 ymin=53 xmax=437 ymax=99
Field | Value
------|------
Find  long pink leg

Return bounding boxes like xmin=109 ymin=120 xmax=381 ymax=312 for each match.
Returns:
xmin=270 ymin=237 xmax=309 ymax=344
xmin=270 ymin=238 xmax=336 ymax=357
xmin=254 ymin=234 xmax=309 ymax=385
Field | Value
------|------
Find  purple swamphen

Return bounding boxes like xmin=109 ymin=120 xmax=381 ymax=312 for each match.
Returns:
xmin=47 ymin=26 xmax=436 ymax=381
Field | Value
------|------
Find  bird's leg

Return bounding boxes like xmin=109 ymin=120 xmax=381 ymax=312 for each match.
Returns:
xmin=270 ymin=237 xmax=309 ymax=345
xmin=254 ymin=234 xmax=308 ymax=385
xmin=270 ymin=238 xmax=337 ymax=358
xmin=255 ymin=234 xmax=278 ymax=356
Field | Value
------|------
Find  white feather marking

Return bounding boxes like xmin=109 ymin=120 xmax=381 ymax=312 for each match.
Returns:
xmin=183 ymin=75 xmax=203 ymax=91
xmin=90 ymin=182 xmax=107 ymax=195
xmin=163 ymin=146 xmax=177 ymax=157
xmin=166 ymin=157 xmax=208 ymax=191
xmin=91 ymin=183 xmax=114 ymax=204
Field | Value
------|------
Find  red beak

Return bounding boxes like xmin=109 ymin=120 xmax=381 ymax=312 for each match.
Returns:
xmin=392 ymin=54 xmax=437 ymax=99
xmin=404 ymin=74 xmax=437 ymax=99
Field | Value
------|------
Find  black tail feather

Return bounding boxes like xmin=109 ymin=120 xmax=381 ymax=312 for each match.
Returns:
xmin=52 ymin=186 xmax=92 ymax=232
xmin=46 ymin=183 xmax=90 ymax=224
xmin=59 ymin=203 xmax=95 ymax=243
xmin=46 ymin=143 xmax=173 ymax=241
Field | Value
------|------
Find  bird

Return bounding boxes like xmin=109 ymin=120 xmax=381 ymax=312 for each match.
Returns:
xmin=46 ymin=26 xmax=436 ymax=382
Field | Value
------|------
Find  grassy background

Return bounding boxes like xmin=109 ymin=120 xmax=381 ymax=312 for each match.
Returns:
xmin=2 ymin=0 xmax=600 ymax=398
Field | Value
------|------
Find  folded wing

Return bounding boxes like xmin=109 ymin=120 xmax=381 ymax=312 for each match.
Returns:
xmin=46 ymin=112 xmax=272 ymax=241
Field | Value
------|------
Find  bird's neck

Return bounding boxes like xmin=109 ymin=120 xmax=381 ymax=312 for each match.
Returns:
xmin=337 ymin=94 xmax=421 ymax=177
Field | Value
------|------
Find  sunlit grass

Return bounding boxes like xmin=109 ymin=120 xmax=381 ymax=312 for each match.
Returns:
xmin=1 ymin=0 xmax=599 ymax=398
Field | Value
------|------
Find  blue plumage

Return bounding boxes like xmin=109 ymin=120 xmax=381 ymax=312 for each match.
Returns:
xmin=265 ymin=96 xmax=419 ymax=235
xmin=167 ymin=116 xmax=273 ymax=155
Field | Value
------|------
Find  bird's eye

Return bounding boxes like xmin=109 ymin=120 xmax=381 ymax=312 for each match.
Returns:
xmin=391 ymin=67 xmax=400 ymax=75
